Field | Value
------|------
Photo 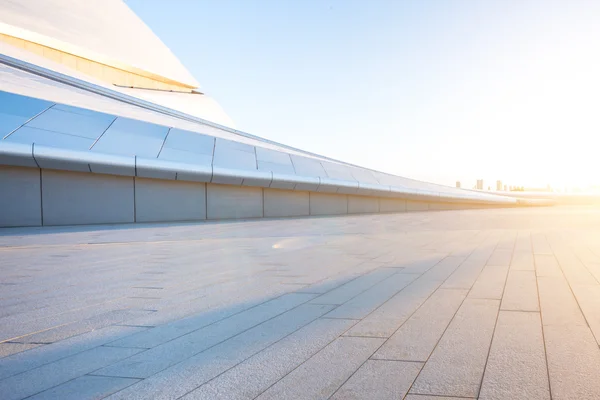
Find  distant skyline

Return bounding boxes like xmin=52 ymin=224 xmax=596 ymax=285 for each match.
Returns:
xmin=127 ymin=0 xmax=600 ymax=189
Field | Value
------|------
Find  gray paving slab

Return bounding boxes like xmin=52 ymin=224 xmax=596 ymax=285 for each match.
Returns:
xmin=255 ymin=336 xmax=384 ymax=400
xmin=0 ymin=343 xmax=40 ymax=358
xmin=308 ymin=268 xmax=397 ymax=305
xmin=532 ymin=234 xmax=553 ymax=254
xmin=180 ymin=318 xmax=356 ymax=400
xmin=501 ymin=270 xmax=539 ymax=311
xmin=0 ymin=325 xmax=147 ymax=380
xmin=344 ymin=277 xmax=443 ymax=338
xmin=330 ymin=360 xmax=422 ymax=400
xmin=537 ymin=276 xmax=587 ymax=326
xmin=440 ymin=259 xmax=486 ymax=290
xmin=568 ymin=284 xmax=600 ymax=345
xmin=0 ymin=346 xmax=143 ymax=400
xmin=511 ymin=250 xmax=535 ymax=270
xmin=95 ymin=293 xmax=316 ymax=379
xmin=552 ymin=249 xmax=598 ymax=285
xmin=372 ymin=288 xmax=467 ymax=361
xmin=544 ymin=324 xmax=600 ymax=399
xmin=27 ymin=375 xmax=140 ymax=400
xmin=3 ymin=207 xmax=600 ymax=399
xmin=104 ymin=303 xmax=334 ymax=399
xmin=409 ymin=298 xmax=500 ymax=398
xmin=404 ymin=395 xmax=467 ymax=400
xmin=479 ymin=311 xmax=550 ymax=400
xmin=324 ymin=272 xmax=418 ymax=319
xmin=535 ymin=254 xmax=562 ymax=277
xmin=468 ymin=265 xmax=509 ymax=300
xmin=487 ymin=249 xmax=513 ymax=266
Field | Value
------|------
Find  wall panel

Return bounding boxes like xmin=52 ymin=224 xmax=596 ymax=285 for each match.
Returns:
xmin=379 ymin=198 xmax=407 ymax=213
xmin=309 ymin=192 xmax=348 ymax=216
xmin=206 ymin=183 xmax=263 ymax=219
xmin=0 ymin=166 xmax=41 ymax=227
xmin=348 ymin=195 xmax=379 ymax=214
xmin=41 ymin=169 xmax=134 ymax=225
xmin=406 ymin=200 xmax=429 ymax=212
xmin=135 ymin=178 xmax=205 ymax=222
xmin=264 ymin=188 xmax=309 ymax=218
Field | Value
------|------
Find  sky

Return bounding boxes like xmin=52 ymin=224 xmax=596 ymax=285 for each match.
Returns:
xmin=126 ymin=0 xmax=600 ymax=190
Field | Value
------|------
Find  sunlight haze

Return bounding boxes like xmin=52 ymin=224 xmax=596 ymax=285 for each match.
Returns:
xmin=127 ymin=0 xmax=600 ymax=190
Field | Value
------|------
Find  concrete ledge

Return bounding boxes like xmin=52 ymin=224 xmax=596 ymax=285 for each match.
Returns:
xmin=207 ymin=183 xmax=263 ymax=219
xmin=0 ymin=165 xmax=516 ymax=228
xmin=310 ymin=192 xmax=348 ymax=216
xmin=0 ymin=165 xmax=41 ymax=227
xmin=264 ymin=188 xmax=309 ymax=218
xmin=135 ymin=178 xmax=206 ymax=223
xmin=348 ymin=195 xmax=379 ymax=214
xmin=41 ymin=169 xmax=134 ymax=226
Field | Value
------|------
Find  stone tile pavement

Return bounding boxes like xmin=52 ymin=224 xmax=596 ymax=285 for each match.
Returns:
xmin=1 ymin=206 xmax=600 ymax=399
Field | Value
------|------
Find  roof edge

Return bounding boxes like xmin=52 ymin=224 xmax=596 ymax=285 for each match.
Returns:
xmin=0 ymin=21 xmax=199 ymax=89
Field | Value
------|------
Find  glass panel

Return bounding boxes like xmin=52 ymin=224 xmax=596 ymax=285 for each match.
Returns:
xmin=26 ymin=108 xmax=115 ymax=139
xmin=0 ymin=90 xmax=53 ymax=118
xmin=5 ymin=126 xmax=94 ymax=150
xmin=107 ymin=117 xmax=169 ymax=139
xmin=163 ymin=128 xmax=214 ymax=155
xmin=158 ymin=147 xmax=212 ymax=165
xmin=91 ymin=132 xmax=164 ymax=158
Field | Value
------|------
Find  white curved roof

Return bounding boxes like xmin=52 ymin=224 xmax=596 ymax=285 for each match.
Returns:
xmin=0 ymin=0 xmax=199 ymax=88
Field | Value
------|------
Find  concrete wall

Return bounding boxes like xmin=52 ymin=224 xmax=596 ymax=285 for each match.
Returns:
xmin=41 ymin=169 xmax=134 ymax=226
xmin=348 ymin=195 xmax=379 ymax=214
xmin=406 ymin=200 xmax=429 ymax=212
xmin=206 ymin=183 xmax=263 ymax=220
xmin=0 ymin=165 xmax=41 ymax=227
xmin=135 ymin=178 xmax=206 ymax=223
xmin=264 ymin=188 xmax=309 ymax=218
xmin=310 ymin=192 xmax=348 ymax=216
xmin=379 ymin=198 xmax=407 ymax=213
xmin=0 ymin=166 xmax=510 ymax=228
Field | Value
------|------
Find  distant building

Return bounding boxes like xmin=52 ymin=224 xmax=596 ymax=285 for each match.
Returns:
xmin=496 ymin=180 xmax=502 ymax=191
xmin=476 ymin=179 xmax=484 ymax=190
xmin=456 ymin=181 xmax=461 ymax=188
xmin=504 ymin=185 xmax=507 ymax=191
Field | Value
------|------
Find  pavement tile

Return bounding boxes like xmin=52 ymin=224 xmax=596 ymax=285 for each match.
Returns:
xmin=409 ymin=298 xmax=499 ymax=398
xmin=501 ymin=270 xmax=539 ymax=311
xmin=373 ymin=288 xmax=467 ymax=361
xmin=544 ymin=324 xmax=600 ymax=399
xmin=330 ymin=360 xmax=422 ymax=400
xmin=511 ymin=250 xmax=534 ymax=270
xmin=537 ymin=276 xmax=587 ymax=326
xmin=345 ymin=277 xmax=442 ymax=338
xmin=104 ymin=303 xmax=334 ymax=399
xmin=309 ymin=268 xmax=397 ymax=305
xmin=95 ymin=293 xmax=316 ymax=379
xmin=468 ymin=265 xmax=509 ymax=300
xmin=479 ymin=311 xmax=550 ymax=400
xmin=0 ymin=325 xmax=147 ymax=380
xmin=324 ymin=272 xmax=417 ymax=319
xmin=0 ymin=346 xmax=143 ymax=400
xmin=255 ymin=336 xmax=385 ymax=400
xmin=27 ymin=375 xmax=140 ymax=400
xmin=180 ymin=318 xmax=356 ymax=399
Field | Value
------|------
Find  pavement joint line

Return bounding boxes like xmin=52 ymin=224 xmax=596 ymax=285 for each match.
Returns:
xmin=329 ymin=233 xmax=490 ymax=399
xmin=476 ymin=231 xmax=515 ymax=399
xmin=403 ymin=231 xmax=500 ymax=397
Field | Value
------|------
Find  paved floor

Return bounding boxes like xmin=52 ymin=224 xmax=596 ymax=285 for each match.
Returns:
xmin=1 ymin=206 xmax=600 ymax=399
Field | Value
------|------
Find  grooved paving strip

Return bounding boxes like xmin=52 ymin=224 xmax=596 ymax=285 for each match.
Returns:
xmin=2 ymin=207 xmax=600 ymax=399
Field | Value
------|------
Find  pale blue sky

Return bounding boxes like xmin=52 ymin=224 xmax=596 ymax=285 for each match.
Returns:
xmin=127 ymin=0 xmax=600 ymax=190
